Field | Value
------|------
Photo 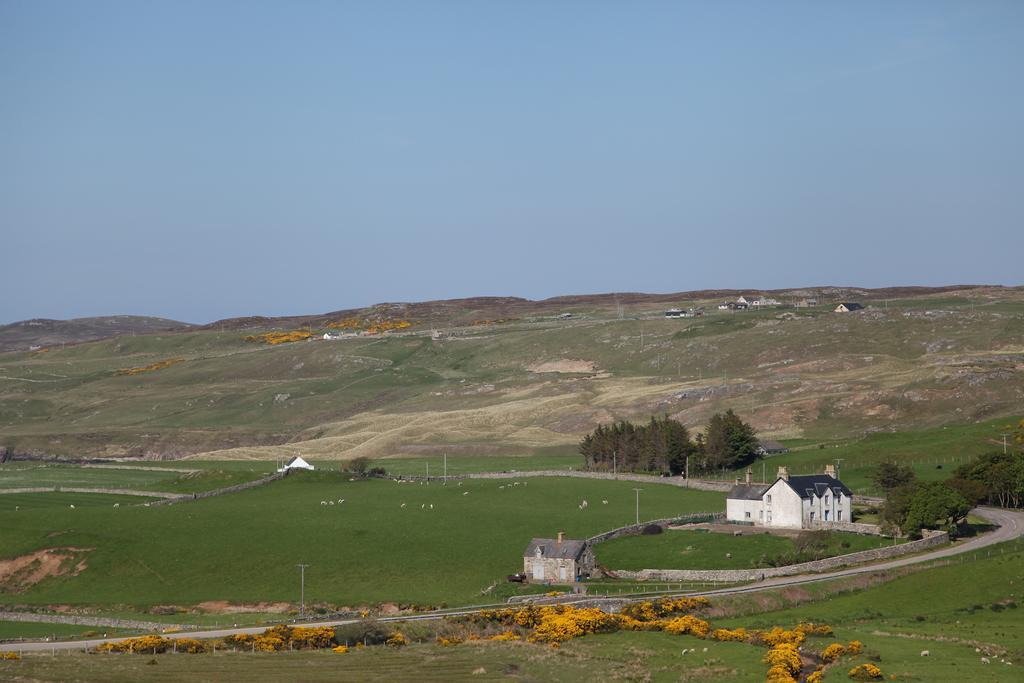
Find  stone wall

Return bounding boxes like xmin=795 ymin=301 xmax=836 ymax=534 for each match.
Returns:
xmin=586 ymin=512 xmax=724 ymax=545
xmin=608 ymin=531 xmax=949 ymax=582
xmin=462 ymin=470 xmax=734 ymax=492
xmin=0 ymin=611 xmax=186 ymax=632
xmin=150 ymin=471 xmax=287 ymax=506
xmin=807 ymin=520 xmax=884 ymax=536
xmin=0 ymin=487 xmax=178 ymax=499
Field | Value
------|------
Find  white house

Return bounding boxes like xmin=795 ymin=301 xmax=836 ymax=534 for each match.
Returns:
xmin=726 ymin=465 xmax=852 ymax=529
xmin=834 ymin=302 xmax=864 ymax=313
xmin=278 ymin=456 xmax=315 ymax=472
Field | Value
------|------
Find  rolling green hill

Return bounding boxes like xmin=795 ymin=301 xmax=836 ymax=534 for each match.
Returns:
xmin=0 ymin=285 xmax=1021 ymax=462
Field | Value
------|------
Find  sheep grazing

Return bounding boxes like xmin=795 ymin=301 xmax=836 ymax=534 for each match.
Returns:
xmin=920 ymin=650 xmax=929 ymax=657
xmin=581 ymin=500 xmax=588 ymax=508
xmin=429 ymin=504 xmax=434 ymax=510
xmin=113 ymin=503 xmax=120 ymax=508
xmin=69 ymin=504 xmax=75 ymax=509
xmin=400 ymin=503 xmax=406 ymax=508
xmin=981 ymin=657 xmax=990 ymax=664
xmin=338 ymin=499 xmax=345 ymax=504
xmin=328 ymin=501 xmax=335 ymax=506
xmin=463 ymin=491 xmax=469 ymax=496
xmin=421 ymin=504 xmax=425 ymax=509
xmin=499 ymin=485 xmax=505 ymax=490
xmin=602 ymin=500 xmax=609 ymax=504
xmin=320 ymin=501 xmax=328 ymax=506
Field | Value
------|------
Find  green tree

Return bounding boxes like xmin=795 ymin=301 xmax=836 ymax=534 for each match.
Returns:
xmin=903 ymin=482 xmax=971 ymax=538
xmin=703 ymin=409 xmax=758 ymax=471
xmin=871 ymin=461 xmax=916 ymax=493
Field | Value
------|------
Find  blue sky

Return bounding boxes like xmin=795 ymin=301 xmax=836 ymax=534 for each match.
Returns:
xmin=2 ymin=0 xmax=1022 ymax=324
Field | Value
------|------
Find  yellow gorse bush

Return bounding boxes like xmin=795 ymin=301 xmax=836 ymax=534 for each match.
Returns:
xmin=763 ymin=643 xmax=801 ymax=676
xmin=711 ymin=627 xmax=747 ymax=642
xmin=385 ymin=632 xmax=409 ymax=647
xmin=806 ymin=670 xmax=825 ymax=683
xmin=846 ymin=640 xmax=863 ymax=655
xmin=795 ymin=622 xmax=833 ymax=637
xmin=848 ymin=663 xmax=883 ymax=680
xmin=94 ymin=635 xmax=172 ymax=654
xmin=662 ymin=615 xmax=710 ymax=638
xmin=436 ymin=636 xmax=463 ymax=647
xmin=2 ymin=652 xmax=21 ymax=660
xmin=822 ymin=643 xmax=846 ymax=663
xmin=332 ymin=645 xmax=349 ymax=653
xmin=115 ymin=358 xmax=184 ymax=376
xmin=488 ymin=631 xmax=521 ymax=641
xmin=244 ymin=330 xmax=312 ymax=345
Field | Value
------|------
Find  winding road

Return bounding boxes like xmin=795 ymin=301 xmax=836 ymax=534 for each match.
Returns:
xmin=7 ymin=506 xmax=1022 ymax=653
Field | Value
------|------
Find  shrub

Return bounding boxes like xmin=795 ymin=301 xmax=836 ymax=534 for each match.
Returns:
xmin=290 ymin=626 xmax=335 ymax=649
xmin=2 ymin=652 xmax=20 ymax=660
xmin=662 ymin=615 xmax=710 ymax=638
xmin=332 ymin=645 xmax=349 ymax=653
xmin=848 ymin=663 xmax=883 ymax=680
xmin=333 ymin=620 xmax=391 ymax=646
xmin=710 ymin=627 xmax=747 ymax=642
xmin=489 ymin=631 xmax=521 ymax=641
xmin=807 ymin=670 xmax=825 ymax=683
xmin=385 ymin=632 xmax=409 ymax=647
xmin=846 ymin=640 xmax=863 ymax=655
xmin=641 ymin=524 xmax=663 ymax=535
xmin=763 ymin=643 xmax=801 ymax=676
xmin=822 ymin=643 xmax=846 ymax=662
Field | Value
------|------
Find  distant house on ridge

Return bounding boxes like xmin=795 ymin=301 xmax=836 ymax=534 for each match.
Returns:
xmin=834 ymin=303 xmax=864 ymax=313
xmin=278 ymin=456 xmax=315 ymax=472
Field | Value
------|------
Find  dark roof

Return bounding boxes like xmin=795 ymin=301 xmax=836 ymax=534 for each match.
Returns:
xmin=758 ymin=439 xmax=789 ymax=453
xmin=837 ymin=302 xmax=864 ymax=310
xmin=525 ymin=538 xmax=586 ymax=560
xmin=727 ymin=484 xmax=767 ymax=501
xmin=780 ymin=475 xmax=852 ymax=500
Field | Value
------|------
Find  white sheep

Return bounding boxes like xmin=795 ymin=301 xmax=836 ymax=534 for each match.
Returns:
xmin=920 ymin=650 xmax=929 ymax=657
xmin=602 ymin=500 xmax=609 ymax=504
xmin=69 ymin=504 xmax=75 ymax=509
xmin=400 ymin=503 xmax=406 ymax=508
xmin=320 ymin=501 xmax=328 ymax=505
xmin=429 ymin=504 xmax=434 ymax=509
xmin=113 ymin=503 xmax=120 ymax=508
xmin=981 ymin=657 xmax=990 ymax=664
xmin=328 ymin=501 xmax=334 ymax=506
xmin=463 ymin=491 xmax=469 ymax=496
xmin=499 ymin=485 xmax=505 ymax=490
xmin=421 ymin=504 xmax=425 ymax=509
xmin=581 ymin=500 xmax=588 ymax=508
xmin=338 ymin=499 xmax=345 ymax=504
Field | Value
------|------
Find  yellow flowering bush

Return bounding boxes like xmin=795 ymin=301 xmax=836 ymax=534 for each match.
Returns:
xmin=244 ymin=330 xmax=313 ymax=345
xmin=662 ymin=615 xmax=710 ymax=638
xmin=385 ymin=632 xmax=409 ymax=647
xmin=846 ymin=640 xmax=863 ymax=655
xmin=756 ymin=627 xmax=806 ymax=648
xmin=763 ymin=643 xmax=801 ymax=676
xmin=807 ymin=669 xmax=825 ymax=683
xmin=848 ymin=663 xmax=883 ymax=680
xmin=174 ymin=638 xmax=208 ymax=654
xmin=822 ymin=643 xmax=846 ymax=663
xmin=489 ymin=631 xmax=521 ymax=642
xmin=710 ymin=627 xmax=747 ymax=642
xmin=94 ymin=635 xmax=172 ymax=654
xmin=796 ymin=622 xmax=833 ymax=637
xmin=332 ymin=645 xmax=349 ymax=653
xmin=290 ymin=626 xmax=335 ymax=650
xmin=2 ymin=652 xmax=20 ymax=660
xmin=436 ymin=636 xmax=463 ymax=647
xmin=115 ymin=358 xmax=184 ymax=376
xmin=765 ymin=666 xmax=799 ymax=683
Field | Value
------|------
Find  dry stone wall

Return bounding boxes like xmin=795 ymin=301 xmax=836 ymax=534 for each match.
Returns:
xmin=608 ymin=531 xmax=949 ymax=582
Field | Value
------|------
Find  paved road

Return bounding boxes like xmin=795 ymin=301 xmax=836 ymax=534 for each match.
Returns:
xmin=8 ymin=506 xmax=1023 ymax=653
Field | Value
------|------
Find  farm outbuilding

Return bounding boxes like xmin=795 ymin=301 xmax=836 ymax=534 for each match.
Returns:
xmin=523 ymin=533 xmax=595 ymax=583
xmin=834 ymin=302 xmax=864 ymax=313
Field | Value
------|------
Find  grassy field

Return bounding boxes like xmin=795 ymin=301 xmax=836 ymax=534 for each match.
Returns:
xmin=594 ymin=528 xmax=898 ymax=570
xmin=0 ymin=462 xmax=274 ymax=495
xmin=0 ymin=631 xmax=770 ymax=682
xmin=0 ymin=472 xmax=725 ymax=613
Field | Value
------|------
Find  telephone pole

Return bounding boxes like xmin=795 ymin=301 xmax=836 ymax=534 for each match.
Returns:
xmin=297 ymin=564 xmax=310 ymax=618
xmin=632 ymin=488 xmax=643 ymax=525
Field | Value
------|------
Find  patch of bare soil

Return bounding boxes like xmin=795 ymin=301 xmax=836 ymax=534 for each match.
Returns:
xmin=0 ymin=547 xmax=92 ymax=592
xmin=528 ymin=359 xmax=597 ymax=374
xmin=195 ymin=600 xmax=292 ymax=614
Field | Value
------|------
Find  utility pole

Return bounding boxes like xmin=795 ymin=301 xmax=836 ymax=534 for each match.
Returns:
xmin=443 ymin=452 xmax=448 ymax=484
xmin=834 ymin=458 xmax=844 ymax=478
xmin=613 ymin=450 xmax=617 ymax=478
xmin=297 ymin=564 xmax=310 ymax=618
xmin=632 ymin=488 xmax=643 ymax=525
xmin=1002 ymin=434 xmax=1009 ymax=455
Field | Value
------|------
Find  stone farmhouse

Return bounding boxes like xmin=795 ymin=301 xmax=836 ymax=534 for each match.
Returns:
xmin=523 ymin=533 xmax=596 ymax=583
xmin=726 ymin=465 xmax=853 ymax=529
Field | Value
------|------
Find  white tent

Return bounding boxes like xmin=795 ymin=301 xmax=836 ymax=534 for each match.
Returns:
xmin=278 ymin=456 xmax=315 ymax=472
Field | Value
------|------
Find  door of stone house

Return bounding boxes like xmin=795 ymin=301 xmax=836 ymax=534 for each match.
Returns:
xmin=533 ymin=562 xmax=544 ymax=580
xmin=559 ymin=565 xmax=567 ymax=581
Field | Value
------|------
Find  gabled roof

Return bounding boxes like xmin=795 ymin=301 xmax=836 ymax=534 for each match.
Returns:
xmin=778 ymin=475 xmax=851 ymax=500
xmin=757 ymin=439 xmax=789 ymax=453
xmin=837 ymin=302 xmax=864 ymax=310
xmin=524 ymin=538 xmax=586 ymax=560
xmin=727 ymin=483 xmax=767 ymax=501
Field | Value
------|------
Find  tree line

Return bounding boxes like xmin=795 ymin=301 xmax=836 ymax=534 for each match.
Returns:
xmin=579 ymin=410 xmax=758 ymax=476
xmin=872 ymin=443 xmax=1023 ymax=537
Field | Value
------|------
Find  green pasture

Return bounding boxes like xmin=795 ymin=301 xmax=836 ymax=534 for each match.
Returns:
xmin=594 ymin=529 xmax=898 ymax=571
xmin=0 ymin=463 xmax=271 ymax=495
xmin=0 ymin=631 xmax=769 ymax=682
xmin=0 ymin=473 xmax=725 ymax=611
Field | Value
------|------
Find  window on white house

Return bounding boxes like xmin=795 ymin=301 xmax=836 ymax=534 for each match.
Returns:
xmin=838 ymin=510 xmax=843 ymax=521
xmin=745 ymin=511 xmax=751 ymax=519
xmin=825 ymin=495 xmax=830 ymax=505
xmin=766 ymin=494 xmax=772 ymax=505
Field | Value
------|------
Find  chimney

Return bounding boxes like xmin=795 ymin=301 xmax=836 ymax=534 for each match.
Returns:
xmin=777 ymin=466 xmax=789 ymax=481
xmin=824 ymin=464 xmax=836 ymax=478
xmin=557 ymin=531 xmax=564 ymax=546
xmin=745 ymin=467 xmax=752 ymax=485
